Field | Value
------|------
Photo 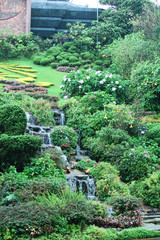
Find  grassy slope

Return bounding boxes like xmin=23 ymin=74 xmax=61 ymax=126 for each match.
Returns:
xmin=1 ymin=58 xmax=66 ymax=96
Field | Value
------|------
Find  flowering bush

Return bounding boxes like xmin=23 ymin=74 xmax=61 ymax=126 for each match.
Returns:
xmin=56 ymin=66 xmax=77 ymax=72
xmin=4 ymin=82 xmax=47 ymax=94
xmin=50 ymin=126 xmax=78 ymax=153
xmin=60 ymin=69 xmax=125 ymax=102
xmin=119 ymin=146 xmax=158 ymax=182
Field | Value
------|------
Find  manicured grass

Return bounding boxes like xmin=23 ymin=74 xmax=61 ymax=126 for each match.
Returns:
xmin=1 ymin=57 xmax=66 ymax=96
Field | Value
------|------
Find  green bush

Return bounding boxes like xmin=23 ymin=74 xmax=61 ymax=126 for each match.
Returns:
xmin=23 ymin=153 xmax=63 ymax=179
xmin=51 ymin=62 xmax=58 ymax=69
xmin=0 ymin=104 xmax=27 ymax=135
xmin=69 ymin=56 xmax=78 ymax=62
xmin=68 ymin=46 xmax=78 ymax=53
xmin=0 ymin=203 xmax=59 ymax=236
xmin=16 ymin=177 xmax=66 ymax=202
xmin=59 ymin=59 xmax=69 ymax=66
xmin=146 ymin=124 xmax=160 ymax=145
xmin=83 ymin=64 xmax=90 ymax=69
xmin=0 ymin=134 xmax=42 ymax=171
xmin=83 ymin=226 xmax=118 ymax=240
xmin=50 ymin=126 xmax=78 ymax=153
xmin=119 ymin=146 xmax=157 ymax=182
xmin=84 ymin=127 xmax=132 ymax=163
xmin=95 ymin=60 xmax=103 ymax=65
xmin=130 ymin=60 xmax=160 ymax=111
xmin=46 ymin=46 xmax=62 ymax=57
xmin=76 ymin=159 xmax=97 ymax=171
xmin=40 ymin=58 xmax=52 ymax=66
xmin=93 ymin=65 xmax=103 ymax=71
xmin=62 ymin=42 xmax=74 ymax=50
xmin=118 ymin=227 xmax=160 ymax=240
xmin=89 ymin=162 xmax=118 ymax=180
xmin=129 ymin=170 xmax=160 ymax=208
xmin=81 ymin=52 xmax=94 ymax=60
xmin=96 ymin=175 xmax=130 ymax=201
xmin=33 ymin=56 xmax=43 ymax=65
xmin=79 ymin=91 xmax=115 ymax=114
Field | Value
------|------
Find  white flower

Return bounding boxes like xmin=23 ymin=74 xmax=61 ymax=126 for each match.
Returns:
xmin=60 ymin=85 xmax=64 ymax=89
xmin=79 ymin=86 xmax=82 ymax=88
xmin=78 ymin=80 xmax=84 ymax=84
xmin=107 ymin=84 xmax=110 ymax=86
xmin=98 ymin=73 xmax=102 ymax=76
xmin=68 ymin=79 xmax=71 ymax=82
xmin=64 ymin=96 xmax=68 ymax=99
xmin=119 ymin=85 xmax=122 ymax=88
xmin=102 ymin=79 xmax=106 ymax=82
xmin=113 ymin=101 xmax=116 ymax=104
xmin=109 ymin=74 xmax=113 ymax=78
xmin=95 ymin=71 xmax=100 ymax=75
xmin=111 ymin=81 xmax=113 ymax=83
xmin=115 ymin=81 xmax=119 ymax=84
xmin=100 ymin=80 xmax=104 ymax=84
xmin=112 ymin=87 xmax=116 ymax=91
xmin=86 ymin=76 xmax=90 ymax=79
xmin=63 ymin=77 xmax=67 ymax=82
xmin=105 ymin=74 xmax=109 ymax=78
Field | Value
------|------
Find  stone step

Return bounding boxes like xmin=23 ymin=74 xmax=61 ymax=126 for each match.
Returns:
xmin=142 ymin=215 xmax=160 ymax=219
xmin=142 ymin=223 xmax=160 ymax=232
xmin=143 ymin=218 xmax=160 ymax=224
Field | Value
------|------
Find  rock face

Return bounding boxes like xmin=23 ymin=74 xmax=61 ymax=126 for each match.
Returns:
xmin=31 ymin=0 xmax=103 ymax=37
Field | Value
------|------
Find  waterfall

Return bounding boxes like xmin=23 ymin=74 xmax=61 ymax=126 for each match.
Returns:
xmin=52 ymin=109 xmax=65 ymax=126
xmin=67 ymin=174 xmax=96 ymax=200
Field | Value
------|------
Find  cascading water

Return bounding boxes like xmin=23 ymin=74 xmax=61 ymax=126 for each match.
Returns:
xmin=67 ymin=172 xmax=96 ymax=200
xmin=52 ymin=109 xmax=65 ymax=126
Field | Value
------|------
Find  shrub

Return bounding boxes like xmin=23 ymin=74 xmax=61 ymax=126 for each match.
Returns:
xmin=46 ymin=46 xmax=62 ymax=57
xmin=69 ymin=56 xmax=78 ymax=62
xmin=61 ymin=69 xmax=124 ymax=99
xmin=76 ymin=159 xmax=97 ymax=171
xmin=83 ymin=226 xmax=117 ymax=240
xmin=84 ymin=127 xmax=132 ymax=163
xmin=146 ymin=124 xmax=160 ymax=145
xmin=51 ymin=62 xmax=58 ymax=69
xmin=79 ymin=91 xmax=115 ymax=114
xmin=119 ymin=146 xmax=157 ymax=182
xmin=0 ymin=134 xmax=42 ymax=171
xmin=68 ymin=46 xmax=78 ymax=53
xmin=118 ymin=227 xmax=160 ymax=240
xmin=23 ymin=153 xmax=63 ymax=179
xmin=62 ymin=42 xmax=74 ymax=50
xmin=33 ymin=56 xmax=43 ymax=65
xmin=50 ymin=126 xmax=78 ymax=153
xmin=59 ymin=60 xmax=69 ymax=66
xmin=40 ymin=58 xmax=52 ymax=66
xmin=0 ymin=203 xmax=59 ymax=235
xmin=96 ymin=175 xmax=130 ymax=201
xmin=89 ymin=162 xmax=118 ymax=180
xmin=16 ymin=177 xmax=66 ymax=202
xmin=83 ymin=64 xmax=90 ymax=69
xmin=130 ymin=60 xmax=160 ymax=111
xmin=95 ymin=60 xmax=103 ymax=65
xmin=93 ymin=65 xmax=103 ymax=71
xmin=129 ymin=170 xmax=160 ymax=208
xmin=0 ymin=104 xmax=27 ymax=135
xmin=110 ymin=195 xmax=142 ymax=217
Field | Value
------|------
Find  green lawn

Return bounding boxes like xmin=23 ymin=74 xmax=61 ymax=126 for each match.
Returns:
xmin=1 ymin=58 xmax=66 ymax=96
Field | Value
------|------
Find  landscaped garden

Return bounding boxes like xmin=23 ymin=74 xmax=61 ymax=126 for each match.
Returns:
xmin=0 ymin=0 xmax=160 ymax=239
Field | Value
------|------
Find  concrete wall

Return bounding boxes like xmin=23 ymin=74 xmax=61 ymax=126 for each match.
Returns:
xmin=0 ymin=0 xmax=31 ymax=36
